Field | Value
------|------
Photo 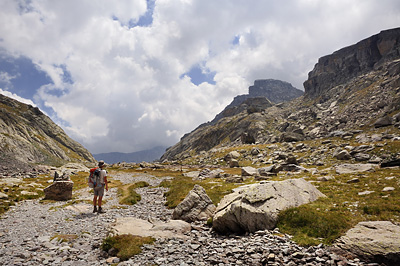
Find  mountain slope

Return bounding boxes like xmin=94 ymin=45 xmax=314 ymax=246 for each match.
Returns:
xmin=0 ymin=94 xmax=95 ymax=167
xmin=161 ymin=27 xmax=400 ymax=161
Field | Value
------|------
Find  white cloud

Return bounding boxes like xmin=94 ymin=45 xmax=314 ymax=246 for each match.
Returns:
xmin=0 ymin=88 xmax=37 ymax=107
xmin=0 ymin=71 xmax=17 ymax=85
xmin=0 ymin=0 xmax=399 ymax=153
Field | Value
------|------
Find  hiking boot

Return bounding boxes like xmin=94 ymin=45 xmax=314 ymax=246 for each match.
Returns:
xmin=98 ymin=207 xmax=106 ymax=214
xmin=93 ymin=206 xmax=97 ymax=213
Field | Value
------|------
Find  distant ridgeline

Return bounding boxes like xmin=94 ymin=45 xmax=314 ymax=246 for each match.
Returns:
xmin=93 ymin=146 xmax=167 ymax=164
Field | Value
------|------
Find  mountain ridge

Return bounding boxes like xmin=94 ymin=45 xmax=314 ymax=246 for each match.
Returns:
xmin=161 ymin=27 xmax=400 ymax=161
xmin=93 ymin=146 xmax=167 ymax=164
xmin=0 ymin=93 xmax=96 ymax=168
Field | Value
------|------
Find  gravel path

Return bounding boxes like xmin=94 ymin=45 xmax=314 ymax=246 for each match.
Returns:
xmin=0 ymin=172 xmax=372 ymax=266
xmin=0 ymin=172 xmax=171 ymax=266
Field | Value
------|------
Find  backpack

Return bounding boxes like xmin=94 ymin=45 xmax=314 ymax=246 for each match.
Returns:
xmin=88 ymin=167 xmax=102 ymax=188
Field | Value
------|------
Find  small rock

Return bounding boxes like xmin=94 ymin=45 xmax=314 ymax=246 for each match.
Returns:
xmin=358 ymin=190 xmax=375 ymax=196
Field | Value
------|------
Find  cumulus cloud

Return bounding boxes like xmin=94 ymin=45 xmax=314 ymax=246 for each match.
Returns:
xmin=0 ymin=88 xmax=37 ymax=107
xmin=0 ymin=0 xmax=399 ymax=153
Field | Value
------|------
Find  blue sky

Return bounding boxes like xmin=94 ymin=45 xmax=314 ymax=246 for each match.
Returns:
xmin=0 ymin=0 xmax=399 ymax=154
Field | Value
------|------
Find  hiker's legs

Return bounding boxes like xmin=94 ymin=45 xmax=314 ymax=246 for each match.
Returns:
xmin=98 ymin=196 xmax=103 ymax=207
xmin=93 ymin=195 xmax=98 ymax=206
xmin=96 ymin=186 xmax=105 ymax=213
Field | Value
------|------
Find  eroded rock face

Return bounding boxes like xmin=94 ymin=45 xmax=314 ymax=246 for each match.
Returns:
xmin=43 ymin=181 xmax=73 ymax=201
xmin=334 ymin=221 xmax=400 ymax=265
xmin=172 ymin=184 xmax=216 ymax=222
xmin=212 ymin=178 xmax=325 ymax=234
xmin=304 ymin=27 xmax=400 ymax=98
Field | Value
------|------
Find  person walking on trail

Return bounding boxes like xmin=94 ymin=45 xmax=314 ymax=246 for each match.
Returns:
xmin=93 ymin=160 xmax=108 ymax=214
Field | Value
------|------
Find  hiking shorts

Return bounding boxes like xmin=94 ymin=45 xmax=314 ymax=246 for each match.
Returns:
xmin=94 ymin=185 xmax=105 ymax=197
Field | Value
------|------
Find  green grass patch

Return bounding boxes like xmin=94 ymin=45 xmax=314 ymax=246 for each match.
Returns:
xmin=277 ymin=203 xmax=353 ymax=246
xmin=101 ymin=234 xmax=155 ymax=261
xmin=118 ymin=181 xmax=149 ymax=205
xmin=160 ymin=174 xmax=249 ymax=208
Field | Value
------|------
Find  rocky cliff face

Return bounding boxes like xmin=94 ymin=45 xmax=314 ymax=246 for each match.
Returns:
xmin=209 ymin=79 xmax=302 ymax=126
xmin=161 ymin=28 xmax=400 ymax=161
xmin=0 ymin=94 xmax=95 ymax=167
xmin=249 ymin=79 xmax=303 ymax=103
xmin=304 ymin=27 xmax=400 ymax=98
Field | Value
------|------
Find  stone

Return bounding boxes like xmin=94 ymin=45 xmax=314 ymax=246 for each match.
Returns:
xmin=353 ymin=153 xmax=370 ymax=161
xmin=280 ymin=132 xmax=304 ymax=142
xmin=183 ymin=171 xmax=200 ymax=178
xmin=258 ymin=165 xmax=278 ymax=176
xmin=225 ymin=175 xmax=244 ymax=183
xmin=43 ymin=181 xmax=73 ymax=201
xmin=335 ymin=164 xmax=377 ymax=174
xmin=229 ymin=159 xmax=240 ymax=168
xmin=0 ymin=178 xmax=23 ymax=187
xmin=194 ymin=169 xmax=224 ymax=180
xmin=0 ymin=192 xmax=8 ymax=199
xmin=381 ymin=158 xmax=400 ymax=168
xmin=382 ymin=187 xmax=395 ymax=192
xmin=333 ymin=149 xmax=352 ymax=160
xmin=224 ymin=151 xmax=240 ymax=162
xmin=316 ymin=176 xmax=335 ymax=182
xmin=20 ymin=191 xmax=39 ymax=197
xmin=212 ymin=178 xmax=326 ymax=234
xmin=251 ymin=147 xmax=260 ymax=155
xmin=285 ymin=154 xmax=298 ymax=164
xmin=374 ymin=115 xmax=393 ymax=128
xmin=110 ymin=217 xmax=191 ymax=239
xmin=347 ymin=178 xmax=360 ymax=184
xmin=172 ymin=184 xmax=216 ymax=222
xmin=358 ymin=190 xmax=374 ymax=196
xmin=334 ymin=221 xmax=400 ymax=265
xmin=241 ymin=167 xmax=258 ymax=176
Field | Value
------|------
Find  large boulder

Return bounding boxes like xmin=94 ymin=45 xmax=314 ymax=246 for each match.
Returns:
xmin=334 ymin=221 xmax=400 ymax=265
xmin=212 ymin=178 xmax=325 ymax=234
xmin=43 ymin=181 xmax=73 ymax=201
xmin=172 ymin=184 xmax=216 ymax=222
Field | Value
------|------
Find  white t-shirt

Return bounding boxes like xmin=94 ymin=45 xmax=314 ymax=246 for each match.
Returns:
xmin=99 ymin=169 xmax=107 ymax=184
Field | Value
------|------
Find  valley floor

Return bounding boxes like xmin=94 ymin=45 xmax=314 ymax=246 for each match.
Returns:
xmin=0 ymin=171 xmax=372 ymax=266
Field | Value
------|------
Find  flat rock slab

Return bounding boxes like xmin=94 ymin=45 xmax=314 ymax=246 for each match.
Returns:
xmin=110 ymin=217 xmax=191 ymax=239
xmin=65 ymin=204 xmax=91 ymax=213
xmin=335 ymin=164 xmax=377 ymax=174
xmin=334 ymin=221 xmax=400 ymax=265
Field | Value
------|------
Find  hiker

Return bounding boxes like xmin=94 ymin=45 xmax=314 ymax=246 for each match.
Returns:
xmin=93 ymin=160 xmax=108 ymax=213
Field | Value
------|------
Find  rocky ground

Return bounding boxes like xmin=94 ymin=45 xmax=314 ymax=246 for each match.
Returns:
xmin=0 ymin=172 xmax=380 ymax=266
